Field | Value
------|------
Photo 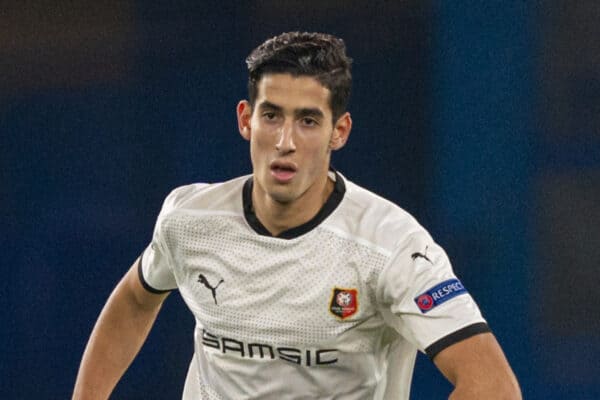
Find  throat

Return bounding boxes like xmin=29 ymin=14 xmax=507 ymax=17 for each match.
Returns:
xmin=252 ymin=178 xmax=334 ymax=237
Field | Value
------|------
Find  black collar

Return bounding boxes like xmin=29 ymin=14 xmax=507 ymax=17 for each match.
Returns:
xmin=242 ymin=170 xmax=346 ymax=239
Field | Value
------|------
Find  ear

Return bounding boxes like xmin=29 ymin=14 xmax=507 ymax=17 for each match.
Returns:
xmin=237 ymin=100 xmax=252 ymax=141
xmin=329 ymin=112 xmax=352 ymax=151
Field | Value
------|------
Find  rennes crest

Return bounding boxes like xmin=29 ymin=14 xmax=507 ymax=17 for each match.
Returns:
xmin=329 ymin=288 xmax=358 ymax=319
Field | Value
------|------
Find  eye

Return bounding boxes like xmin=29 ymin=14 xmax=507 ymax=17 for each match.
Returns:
xmin=262 ymin=112 xmax=277 ymax=121
xmin=301 ymin=117 xmax=318 ymax=127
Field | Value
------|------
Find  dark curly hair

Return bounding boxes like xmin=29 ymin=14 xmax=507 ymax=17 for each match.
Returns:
xmin=246 ymin=32 xmax=352 ymax=123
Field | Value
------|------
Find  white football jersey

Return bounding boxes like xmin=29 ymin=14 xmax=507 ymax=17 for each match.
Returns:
xmin=140 ymin=171 xmax=488 ymax=399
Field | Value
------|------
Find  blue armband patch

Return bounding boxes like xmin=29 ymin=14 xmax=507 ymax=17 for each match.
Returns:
xmin=414 ymin=279 xmax=467 ymax=313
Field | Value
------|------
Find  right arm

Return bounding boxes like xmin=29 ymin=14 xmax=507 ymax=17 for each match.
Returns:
xmin=72 ymin=259 xmax=170 ymax=400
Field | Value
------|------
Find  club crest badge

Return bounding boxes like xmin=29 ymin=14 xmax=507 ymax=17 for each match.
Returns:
xmin=329 ymin=288 xmax=358 ymax=319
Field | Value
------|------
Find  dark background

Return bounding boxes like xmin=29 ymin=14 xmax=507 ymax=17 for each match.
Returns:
xmin=2 ymin=1 xmax=599 ymax=399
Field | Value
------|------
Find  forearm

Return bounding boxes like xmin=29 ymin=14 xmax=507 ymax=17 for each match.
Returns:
xmin=72 ymin=269 xmax=165 ymax=400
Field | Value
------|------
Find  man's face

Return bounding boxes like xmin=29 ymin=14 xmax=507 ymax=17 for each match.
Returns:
xmin=237 ymin=73 xmax=350 ymax=206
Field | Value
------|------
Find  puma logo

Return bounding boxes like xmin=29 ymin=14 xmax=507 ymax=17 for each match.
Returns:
xmin=411 ymin=246 xmax=433 ymax=264
xmin=198 ymin=274 xmax=224 ymax=305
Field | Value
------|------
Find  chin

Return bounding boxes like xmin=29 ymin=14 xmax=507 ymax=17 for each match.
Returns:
xmin=268 ymin=190 xmax=296 ymax=204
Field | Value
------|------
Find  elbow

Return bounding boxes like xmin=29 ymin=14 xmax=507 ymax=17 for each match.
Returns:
xmin=496 ymin=370 xmax=522 ymax=400
xmin=505 ymin=381 xmax=523 ymax=400
xmin=494 ymin=385 xmax=522 ymax=400
xmin=449 ymin=377 xmax=522 ymax=400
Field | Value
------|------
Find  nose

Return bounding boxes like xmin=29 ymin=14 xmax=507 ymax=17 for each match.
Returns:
xmin=275 ymin=120 xmax=296 ymax=153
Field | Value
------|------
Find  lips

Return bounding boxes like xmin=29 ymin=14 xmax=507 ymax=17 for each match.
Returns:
xmin=270 ymin=160 xmax=297 ymax=183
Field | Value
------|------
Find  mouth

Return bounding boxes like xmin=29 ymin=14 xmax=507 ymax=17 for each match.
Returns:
xmin=270 ymin=161 xmax=297 ymax=183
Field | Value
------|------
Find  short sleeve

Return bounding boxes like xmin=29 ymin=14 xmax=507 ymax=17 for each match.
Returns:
xmin=138 ymin=185 xmax=198 ymax=293
xmin=139 ymin=241 xmax=177 ymax=293
xmin=376 ymin=230 xmax=489 ymax=359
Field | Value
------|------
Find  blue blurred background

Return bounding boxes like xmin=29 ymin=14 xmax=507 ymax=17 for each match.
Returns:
xmin=2 ymin=1 xmax=599 ymax=398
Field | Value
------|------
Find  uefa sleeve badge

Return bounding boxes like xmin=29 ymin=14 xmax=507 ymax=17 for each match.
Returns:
xmin=329 ymin=287 xmax=358 ymax=319
xmin=414 ymin=279 xmax=467 ymax=313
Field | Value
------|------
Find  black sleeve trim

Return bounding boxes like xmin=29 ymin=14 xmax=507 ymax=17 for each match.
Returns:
xmin=425 ymin=322 xmax=491 ymax=360
xmin=137 ymin=252 xmax=173 ymax=294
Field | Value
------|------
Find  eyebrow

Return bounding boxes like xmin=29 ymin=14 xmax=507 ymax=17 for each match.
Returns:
xmin=258 ymin=101 xmax=325 ymax=120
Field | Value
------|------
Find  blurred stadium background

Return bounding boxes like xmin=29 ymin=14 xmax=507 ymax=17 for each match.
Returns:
xmin=2 ymin=1 xmax=599 ymax=398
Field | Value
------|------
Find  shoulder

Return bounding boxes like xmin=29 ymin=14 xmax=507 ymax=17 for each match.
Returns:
xmin=160 ymin=175 xmax=250 ymax=216
xmin=328 ymin=173 xmax=432 ymax=253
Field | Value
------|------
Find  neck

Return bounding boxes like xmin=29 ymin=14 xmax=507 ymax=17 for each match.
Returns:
xmin=252 ymin=173 xmax=334 ymax=237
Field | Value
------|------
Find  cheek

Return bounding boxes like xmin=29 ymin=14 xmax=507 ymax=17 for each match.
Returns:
xmin=303 ymin=141 xmax=331 ymax=170
xmin=248 ymin=131 xmax=273 ymax=166
xmin=248 ymin=139 xmax=261 ymax=167
xmin=250 ymin=124 xmax=276 ymax=147
xmin=312 ymin=133 xmax=333 ymax=156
